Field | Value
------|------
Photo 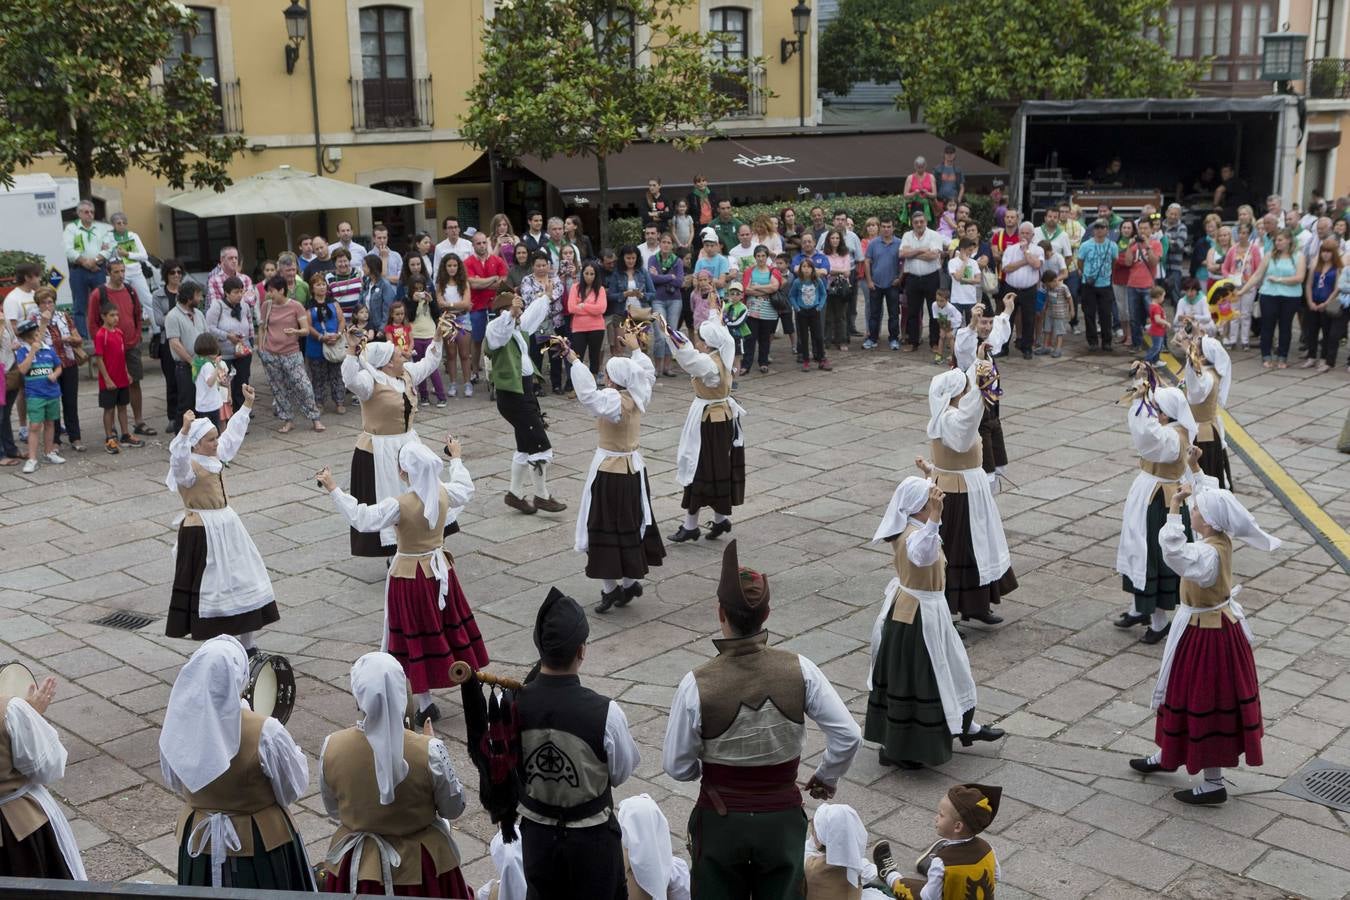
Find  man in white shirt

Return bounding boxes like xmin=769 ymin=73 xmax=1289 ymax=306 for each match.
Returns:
xmin=370 ymin=224 xmax=403 ymax=284
xmin=432 ymin=216 xmax=474 ymax=276
xmin=332 ymin=220 xmax=367 ymax=269
xmin=727 ymin=223 xmax=757 ymax=271
xmin=1000 ymin=222 xmax=1044 ymax=358
xmin=3 ymin=262 xmax=42 ymax=329
xmin=900 ymin=211 xmax=947 ymax=352
xmin=637 ymin=224 xmax=663 ymax=268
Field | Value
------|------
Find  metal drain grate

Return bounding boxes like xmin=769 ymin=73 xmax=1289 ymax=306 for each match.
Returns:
xmin=1277 ymin=759 xmax=1350 ymax=812
xmin=90 ymin=611 xmax=157 ymax=631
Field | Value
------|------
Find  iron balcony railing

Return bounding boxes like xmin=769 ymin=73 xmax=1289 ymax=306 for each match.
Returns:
xmin=719 ymin=64 xmax=767 ymax=119
xmin=1307 ymin=58 xmax=1350 ymax=99
xmin=350 ymin=75 xmax=434 ymax=130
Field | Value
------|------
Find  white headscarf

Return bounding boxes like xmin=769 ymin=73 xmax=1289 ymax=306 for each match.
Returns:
xmin=1194 ymin=488 xmax=1281 ymax=551
xmin=488 ymin=829 xmax=526 ymax=900
xmin=926 ymin=368 xmax=968 ymax=439
xmin=360 ymin=340 xmax=400 ymax=388
xmin=617 ymin=794 xmax=674 ymax=900
xmin=1153 ymin=386 xmax=1198 ymax=444
xmin=350 ymin=652 xmax=410 ymax=805
xmin=164 ymin=417 xmax=221 ymax=492
xmin=1199 ymin=336 xmax=1232 ymax=406
xmin=159 ymin=635 xmax=249 ymax=793
xmin=811 ymin=803 xmax=869 ymax=887
xmin=398 ymin=441 xmax=443 ymax=529
xmin=698 ymin=319 xmax=735 ymax=372
xmin=871 ymin=476 xmax=932 ymax=543
xmin=605 ymin=356 xmax=652 ymax=412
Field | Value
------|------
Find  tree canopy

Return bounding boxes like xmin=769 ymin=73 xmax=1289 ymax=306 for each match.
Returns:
xmin=819 ymin=0 xmax=1204 ymax=155
xmin=0 ymin=0 xmax=244 ymax=198
xmin=461 ymin=0 xmax=757 ymax=250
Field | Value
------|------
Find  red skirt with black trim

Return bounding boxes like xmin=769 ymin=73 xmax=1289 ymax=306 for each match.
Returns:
xmin=1156 ymin=616 xmax=1263 ymax=774
xmin=322 ymin=846 xmax=472 ymax=897
xmin=387 ymin=562 xmax=488 ymax=694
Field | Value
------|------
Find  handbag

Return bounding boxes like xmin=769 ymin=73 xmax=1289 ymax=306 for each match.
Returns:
xmin=4 ymin=366 xmax=20 ymax=393
xmin=148 ymin=332 xmax=163 ymax=360
xmin=322 ymin=336 xmax=346 ymax=363
xmin=1327 ymin=294 xmax=1345 ymax=319
xmin=981 ymin=269 xmax=999 ymax=294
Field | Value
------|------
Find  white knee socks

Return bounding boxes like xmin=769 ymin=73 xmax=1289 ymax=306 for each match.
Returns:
xmin=1196 ymin=768 xmax=1225 ymax=794
xmin=712 ymin=512 xmax=729 ymax=524
xmin=415 ymin=692 xmax=433 ymax=712
xmin=683 ymin=511 xmax=699 ymax=530
xmin=621 ymin=577 xmax=637 ymax=588
xmin=966 ymin=719 xmax=983 ymax=734
xmin=602 ymin=579 xmax=619 ymax=593
xmin=509 ymin=462 xmax=528 ymax=497
xmin=237 ymin=631 xmax=256 ymax=651
xmin=1150 ymin=609 xmax=1169 ymax=631
xmin=532 ymin=462 xmax=550 ymax=500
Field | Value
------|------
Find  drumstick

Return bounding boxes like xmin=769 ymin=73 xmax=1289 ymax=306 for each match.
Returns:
xmin=448 ymin=660 xmax=524 ymax=691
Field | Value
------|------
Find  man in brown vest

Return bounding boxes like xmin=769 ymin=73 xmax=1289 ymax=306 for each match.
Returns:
xmin=662 ymin=540 xmax=861 ymax=899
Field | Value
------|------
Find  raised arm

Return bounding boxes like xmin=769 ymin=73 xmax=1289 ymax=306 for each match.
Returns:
xmin=905 ymin=517 xmax=943 ymax=567
xmin=428 ymin=738 xmax=467 ymax=820
xmin=215 ymin=402 xmax=253 ymax=463
xmin=340 ymin=353 xmax=376 ymax=402
xmin=442 ymin=456 xmax=475 ymax=513
xmin=258 ymin=717 xmax=310 ymax=808
xmin=570 ymin=357 xmax=622 ymax=421
xmin=1127 ymin=408 xmax=1181 ymax=463
xmin=6 ymin=697 xmax=67 ymax=787
xmin=327 ymin=486 xmax=402 ymax=533
xmin=518 ymin=295 xmax=550 ymax=336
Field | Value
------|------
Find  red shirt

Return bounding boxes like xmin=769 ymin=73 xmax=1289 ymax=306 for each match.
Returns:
xmin=94 ymin=326 xmax=130 ymax=389
xmin=87 ymin=283 xmax=141 ymax=348
xmin=464 ymin=253 xmax=508 ymax=311
xmin=384 ymin=323 xmax=412 ymax=353
xmin=990 ymin=229 xmax=1017 ymax=276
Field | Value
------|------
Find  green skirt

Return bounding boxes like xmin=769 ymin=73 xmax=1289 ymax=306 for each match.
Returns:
xmin=864 ymin=603 xmax=953 ymax=767
xmin=1121 ymin=492 xmax=1192 ymax=615
xmin=177 ymin=814 xmax=315 ymax=891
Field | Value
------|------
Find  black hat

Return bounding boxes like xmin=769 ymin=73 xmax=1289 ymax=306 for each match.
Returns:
xmin=533 ymin=587 xmax=589 ymax=660
xmin=716 ymin=540 xmax=770 ymax=616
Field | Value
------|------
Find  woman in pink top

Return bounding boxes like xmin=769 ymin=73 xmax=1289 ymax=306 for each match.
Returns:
xmin=566 ymin=262 xmax=608 ymax=378
xmin=904 ymin=156 xmax=937 ymax=201
xmin=1221 ymin=221 xmax=1262 ymax=349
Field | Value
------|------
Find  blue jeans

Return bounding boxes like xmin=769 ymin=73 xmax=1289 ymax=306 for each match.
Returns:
xmin=866 ymin=285 xmax=900 ymax=343
xmin=69 ymin=264 xmax=106 ymax=339
xmin=1144 ymin=330 xmax=1164 ymax=363
xmin=651 ymin=296 xmax=682 ymax=358
xmin=1125 ymin=287 xmax=1150 ymax=348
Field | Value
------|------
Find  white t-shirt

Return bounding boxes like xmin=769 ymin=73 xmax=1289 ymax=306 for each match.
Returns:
xmin=728 ymin=244 xmax=756 ymax=269
xmin=946 ymin=256 xmax=981 ymax=307
xmin=4 ymin=287 xmax=37 ymax=325
xmin=931 ymin=300 xmax=965 ymax=332
xmin=638 ymin=242 xmax=662 ymax=267
xmin=901 ymin=229 xmax=946 ymax=276
xmin=432 ymin=237 xmax=474 ymax=276
xmin=194 ymin=362 xmax=226 ymax=412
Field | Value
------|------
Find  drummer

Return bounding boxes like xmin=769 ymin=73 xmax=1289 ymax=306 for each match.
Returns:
xmin=342 ymin=315 xmax=457 ymax=557
xmin=0 ymin=674 xmax=86 ymax=881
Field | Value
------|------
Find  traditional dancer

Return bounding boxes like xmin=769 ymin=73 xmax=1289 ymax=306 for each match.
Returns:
xmin=342 ymin=315 xmax=456 ymax=556
xmin=1179 ymin=333 xmax=1234 ymax=488
xmin=663 ymin=541 xmax=861 ymax=899
xmin=1115 ymin=367 xmax=1197 ymax=644
xmin=1129 ymin=480 xmax=1278 ymax=805
xmin=474 ymin=830 xmax=525 ymax=900
xmin=515 ymin=588 xmax=640 ymax=900
xmin=871 ymin=784 xmax=1002 ymax=899
xmin=320 ymin=651 xmax=472 ymax=896
xmin=953 ymin=296 xmax=1016 ymax=488
xmin=319 ymin=437 xmax=485 ymax=727
xmin=159 ymin=636 xmax=313 ymax=891
xmin=616 ymin=794 xmax=691 ymax=900
xmin=0 ymin=677 xmax=85 ymax=881
xmin=486 ymin=291 xmax=566 ymax=515
xmin=927 ymin=351 xmax=1017 ymax=626
xmin=866 ymin=474 xmax=1004 ymax=770
xmin=803 ymin=803 xmax=872 ymax=899
xmin=165 ymin=388 xmax=279 ymax=651
xmin=564 ymin=324 xmax=666 ymax=613
xmin=657 ymin=313 xmax=747 ymax=543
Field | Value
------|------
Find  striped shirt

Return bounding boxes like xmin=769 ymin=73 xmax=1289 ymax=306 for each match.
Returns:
xmin=325 ymin=271 xmax=363 ymax=316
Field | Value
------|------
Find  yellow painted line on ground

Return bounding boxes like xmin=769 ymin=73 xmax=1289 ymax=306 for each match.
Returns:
xmin=1160 ymin=356 xmax=1350 ymax=570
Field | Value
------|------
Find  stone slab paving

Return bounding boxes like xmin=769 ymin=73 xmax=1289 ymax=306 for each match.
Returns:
xmin=2 ymin=336 xmax=1348 ymax=898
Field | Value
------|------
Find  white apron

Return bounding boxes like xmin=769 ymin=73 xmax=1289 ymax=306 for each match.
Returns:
xmin=935 ymin=463 xmax=1011 ymax=586
xmin=1115 ymin=470 xmax=1165 ymax=592
xmin=1151 ymin=589 xmax=1253 ymax=709
xmin=574 ymin=448 xmax=652 ymax=553
xmin=369 ymin=428 xmax=420 ymax=548
xmin=0 ymin=782 xmax=87 ymax=880
xmin=327 ymin=817 xmax=458 ymax=895
xmin=675 ymin=396 xmax=746 ymax=487
xmin=868 ymin=577 xmax=978 ymax=736
xmin=181 ymin=506 xmax=274 ymax=619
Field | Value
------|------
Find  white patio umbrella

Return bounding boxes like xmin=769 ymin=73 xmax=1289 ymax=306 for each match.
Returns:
xmin=160 ymin=165 xmax=420 ymax=247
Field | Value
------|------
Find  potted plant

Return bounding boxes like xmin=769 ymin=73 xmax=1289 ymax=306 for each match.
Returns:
xmin=0 ymin=249 xmax=48 ymax=300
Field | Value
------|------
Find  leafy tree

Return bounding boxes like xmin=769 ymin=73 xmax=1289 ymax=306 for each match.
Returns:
xmin=0 ymin=0 xmax=245 ymax=199
xmin=822 ymin=0 xmax=1204 ymax=155
xmin=818 ymin=0 xmax=935 ymax=113
xmin=462 ymin=0 xmax=758 ymax=251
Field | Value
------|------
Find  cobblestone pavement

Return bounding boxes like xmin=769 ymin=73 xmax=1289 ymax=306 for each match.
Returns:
xmin=2 ymin=334 xmax=1348 ymax=899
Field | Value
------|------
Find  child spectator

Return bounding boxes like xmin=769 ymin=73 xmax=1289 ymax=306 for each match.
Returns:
xmin=930 ymin=289 xmax=963 ymax=365
xmin=947 ymin=238 xmax=982 ymax=324
xmin=1173 ymin=276 xmax=1215 ymax=336
xmin=192 ymin=332 xmax=228 ymax=428
xmin=1036 ymin=270 xmax=1075 ymax=358
xmin=723 ymin=282 xmax=749 ymax=383
xmin=12 ymin=319 xmax=64 ymax=474
xmin=207 ymin=275 xmax=255 ymax=413
xmin=871 ymin=784 xmax=1002 ymax=898
xmin=1144 ymin=284 xmax=1169 ymax=363
xmin=772 ymin=252 xmax=796 ymax=345
xmin=384 ymin=300 xmax=412 ymax=352
xmin=689 ymin=269 xmax=717 ymax=331
xmin=94 ymin=303 xmax=143 ymax=453
xmin=790 ymin=257 xmax=830 ymax=371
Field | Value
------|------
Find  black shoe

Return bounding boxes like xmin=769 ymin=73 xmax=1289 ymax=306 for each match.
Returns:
xmin=961 ymin=611 xmax=1003 ymax=625
xmin=1129 ymin=757 xmax=1178 ymax=774
xmin=1141 ymin=622 xmax=1171 ymax=645
xmin=871 ymin=841 xmax=898 ymax=882
xmin=878 ymin=749 xmax=924 ymax=769
xmin=1114 ymin=611 xmax=1149 ymax=628
xmin=669 ymin=525 xmax=701 ymax=542
xmin=596 ymin=586 xmax=624 ymax=614
xmin=1174 ymin=786 xmax=1227 ymax=805
xmin=616 ymin=582 xmax=642 ymax=608
xmin=413 ymin=703 xmax=441 ymax=729
xmin=706 ymin=519 xmax=732 ymax=540
xmin=958 ymin=725 xmax=1006 ymax=747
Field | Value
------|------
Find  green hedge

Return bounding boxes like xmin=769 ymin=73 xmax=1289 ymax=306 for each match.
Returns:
xmin=607 ymin=193 xmax=995 ymax=249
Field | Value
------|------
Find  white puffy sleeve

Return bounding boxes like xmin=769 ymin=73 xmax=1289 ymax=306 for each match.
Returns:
xmin=403 ymin=339 xmax=443 ymax=385
xmin=341 ymin=354 xmax=375 ymax=401
xmin=571 ymin=360 xmax=623 ymax=422
xmin=1127 ymin=410 xmax=1181 ymax=464
xmin=953 ymin=326 xmax=977 ymax=370
xmin=484 ymin=310 xmax=515 ymax=351
xmin=318 ymin=735 xmax=339 ymax=820
xmin=442 ymin=458 xmax=475 ymax=517
xmin=919 ymin=856 xmax=945 ymax=900
xmin=661 ymin=672 xmax=703 ymax=782
xmin=427 ymin=738 xmax=467 ymax=821
xmin=167 ymin=430 xmax=197 ymax=489
xmin=800 ymin=655 xmax=861 ymax=785
xmin=1183 ymin=365 xmax=1215 ymax=405
xmin=905 ymin=518 xmax=942 ymax=567
xmin=1159 ymin=513 xmax=1219 ymax=586
xmin=668 ymin=858 xmax=692 ymax=900
xmin=987 ymin=312 xmax=1012 ymax=356
xmin=519 ymin=295 xmax=550 ymax=336
xmin=672 ymin=345 xmax=720 ymax=386
xmin=258 ymin=717 xmax=310 ymax=809
xmin=4 ymin=698 xmax=67 ymax=786
xmin=604 ymin=701 xmax=640 ymax=787
xmin=215 ymin=406 xmax=252 ymax=463
xmin=937 ymin=366 xmax=985 ymax=454
xmin=328 ymin=486 xmax=402 ymax=533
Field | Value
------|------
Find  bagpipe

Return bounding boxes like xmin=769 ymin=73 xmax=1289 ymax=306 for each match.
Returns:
xmin=1120 ymin=361 xmax=1163 ymax=418
xmin=450 ymin=661 xmax=524 ymax=841
xmin=977 ymin=356 xmax=1002 ymax=408
xmin=436 ymin=311 xmax=464 ymax=342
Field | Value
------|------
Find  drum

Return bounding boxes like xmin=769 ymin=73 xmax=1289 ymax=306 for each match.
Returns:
xmin=0 ymin=661 xmax=36 ymax=699
xmin=243 ymin=653 xmax=296 ymax=724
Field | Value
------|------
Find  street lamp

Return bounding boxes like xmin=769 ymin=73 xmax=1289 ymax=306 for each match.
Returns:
xmin=283 ymin=0 xmax=309 ymax=75
xmin=779 ymin=0 xmax=812 ymax=127
xmin=1260 ymin=25 xmax=1307 ymax=94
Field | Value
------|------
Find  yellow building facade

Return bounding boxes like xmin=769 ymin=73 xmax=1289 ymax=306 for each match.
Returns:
xmin=19 ymin=0 xmax=819 ymax=269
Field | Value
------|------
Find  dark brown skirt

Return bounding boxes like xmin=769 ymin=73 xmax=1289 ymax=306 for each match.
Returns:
xmin=979 ymin=404 xmax=1007 ymax=474
xmin=167 ymin=524 xmax=280 ymax=640
xmin=585 ymin=469 xmax=666 ymax=580
xmin=939 ymin=492 xmax=1018 ymax=618
xmin=0 ymin=816 xmax=72 ymax=880
xmin=1195 ymin=437 xmax=1232 ymax=490
xmin=350 ymin=446 xmax=457 ymax=557
xmin=680 ymin=417 xmax=745 ymax=515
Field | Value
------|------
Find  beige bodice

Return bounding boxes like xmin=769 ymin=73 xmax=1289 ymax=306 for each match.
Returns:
xmin=178 ymin=460 xmax=228 ymax=526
